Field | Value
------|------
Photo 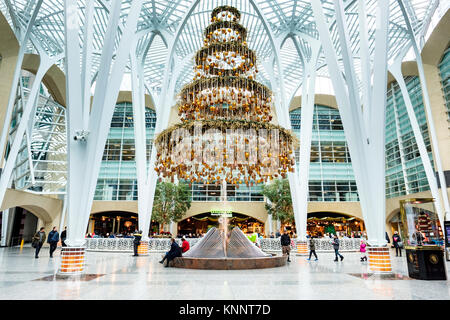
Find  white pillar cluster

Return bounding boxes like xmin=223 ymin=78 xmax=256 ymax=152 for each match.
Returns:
xmin=0 ymin=1 xmax=446 ymax=258
xmin=311 ymin=0 xmax=390 ymax=246
xmin=62 ymin=0 xmax=144 ymax=246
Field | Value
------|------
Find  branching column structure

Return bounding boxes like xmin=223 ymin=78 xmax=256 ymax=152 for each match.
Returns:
xmin=0 ymin=0 xmax=43 ymax=163
xmin=311 ymin=0 xmax=390 ymax=247
xmin=0 ymin=0 xmax=45 ymax=208
xmin=389 ymin=51 xmax=445 ymax=224
xmin=0 ymin=49 xmax=62 ymax=213
xmin=291 ymin=34 xmax=321 ymax=240
xmin=63 ymin=0 xmax=144 ymax=247
xmin=130 ymin=49 xmax=151 ymax=238
xmin=396 ymin=0 xmax=450 ymax=220
xmin=136 ymin=0 xmax=201 ymax=238
xmin=248 ymin=0 xmax=308 ymax=238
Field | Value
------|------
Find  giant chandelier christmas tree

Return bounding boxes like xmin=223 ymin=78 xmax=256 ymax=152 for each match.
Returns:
xmin=154 ymin=6 xmax=297 ymax=187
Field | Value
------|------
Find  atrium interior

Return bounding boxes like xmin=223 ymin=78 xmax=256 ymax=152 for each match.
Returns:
xmin=0 ymin=0 xmax=449 ymax=301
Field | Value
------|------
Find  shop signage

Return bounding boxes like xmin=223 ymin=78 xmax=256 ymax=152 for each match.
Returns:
xmin=210 ymin=209 xmax=233 ymax=217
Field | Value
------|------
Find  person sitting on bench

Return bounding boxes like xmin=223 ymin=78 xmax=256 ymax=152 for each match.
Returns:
xmin=159 ymin=238 xmax=182 ymax=267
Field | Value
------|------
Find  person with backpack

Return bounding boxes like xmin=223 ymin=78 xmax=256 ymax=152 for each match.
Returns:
xmin=47 ymin=227 xmax=59 ymax=258
xmin=32 ymin=227 xmax=46 ymax=259
xmin=332 ymin=234 xmax=344 ymax=262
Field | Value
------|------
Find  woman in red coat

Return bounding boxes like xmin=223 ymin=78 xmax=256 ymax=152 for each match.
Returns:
xmin=181 ymin=237 xmax=190 ymax=253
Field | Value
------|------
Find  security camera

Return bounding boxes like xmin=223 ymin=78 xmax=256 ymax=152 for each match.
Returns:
xmin=74 ymin=130 xmax=90 ymax=142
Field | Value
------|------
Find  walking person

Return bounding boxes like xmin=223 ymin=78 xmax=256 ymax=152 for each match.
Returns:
xmin=307 ymin=236 xmax=318 ymax=261
xmin=32 ymin=227 xmax=46 ymax=259
xmin=60 ymin=226 xmax=67 ymax=247
xmin=159 ymin=238 xmax=182 ymax=267
xmin=360 ymin=239 xmax=367 ymax=262
xmin=280 ymin=230 xmax=291 ymax=262
xmin=47 ymin=227 xmax=59 ymax=258
xmin=392 ymin=231 xmax=402 ymax=257
xmin=332 ymin=234 xmax=344 ymax=262
xmin=132 ymin=230 xmax=142 ymax=256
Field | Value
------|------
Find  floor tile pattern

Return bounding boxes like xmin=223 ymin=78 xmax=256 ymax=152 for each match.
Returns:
xmin=0 ymin=246 xmax=449 ymax=300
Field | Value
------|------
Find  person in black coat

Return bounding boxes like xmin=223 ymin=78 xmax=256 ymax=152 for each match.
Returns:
xmin=159 ymin=238 xmax=182 ymax=267
xmin=32 ymin=227 xmax=46 ymax=258
xmin=61 ymin=226 xmax=67 ymax=247
xmin=280 ymin=231 xmax=291 ymax=262
xmin=132 ymin=230 xmax=142 ymax=256
xmin=47 ymin=227 xmax=59 ymax=258
xmin=392 ymin=231 xmax=402 ymax=257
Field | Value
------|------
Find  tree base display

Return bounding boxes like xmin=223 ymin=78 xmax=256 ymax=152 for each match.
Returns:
xmin=170 ymin=255 xmax=287 ymax=270
xmin=171 ymin=226 xmax=287 ymax=269
xmin=405 ymin=246 xmax=447 ymax=280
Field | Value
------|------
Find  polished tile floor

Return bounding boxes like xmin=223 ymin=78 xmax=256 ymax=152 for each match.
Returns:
xmin=0 ymin=246 xmax=449 ymax=300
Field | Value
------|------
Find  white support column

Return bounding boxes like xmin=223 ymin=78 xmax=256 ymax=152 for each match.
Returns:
xmin=366 ymin=0 xmax=390 ymax=246
xmin=390 ymin=82 xmax=411 ymax=194
xmin=59 ymin=195 xmax=68 ymax=234
xmin=130 ymin=51 xmax=151 ymax=239
xmin=397 ymin=0 xmax=450 ymax=219
xmin=0 ymin=57 xmax=53 ymax=209
xmin=63 ymin=0 xmax=144 ymax=247
xmin=0 ymin=0 xmax=43 ymax=166
xmin=357 ymin=0 xmax=372 ymax=129
xmin=140 ymin=1 xmax=201 ymax=233
xmin=81 ymin=0 xmax=95 ymax=130
xmin=293 ymin=36 xmax=321 ymax=241
xmin=267 ymin=211 xmax=273 ymax=235
xmin=1 ymin=208 xmax=9 ymax=246
xmin=311 ymin=0 xmax=390 ymax=246
xmin=287 ymin=174 xmax=301 ymax=235
xmin=389 ymin=62 xmax=445 ymax=224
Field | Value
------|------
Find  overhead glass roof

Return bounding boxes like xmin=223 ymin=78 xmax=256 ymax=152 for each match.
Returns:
xmin=0 ymin=0 xmax=440 ymax=107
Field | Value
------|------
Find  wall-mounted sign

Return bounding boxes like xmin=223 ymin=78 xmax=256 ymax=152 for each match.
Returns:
xmin=210 ymin=209 xmax=232 ymax=217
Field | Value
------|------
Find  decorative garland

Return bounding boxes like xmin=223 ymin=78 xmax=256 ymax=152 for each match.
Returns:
xmin=155 ymin=119 xmax=298 ymax=146
xmin=195 ymin=42 xmax=257 ymax=75
xmin=212 ymin=5 xmax=241 ymax=21
xmin=205 ymin=20 xmax=247 ymax=42
xmin=181 ymin=76 xmax=271 ymax=99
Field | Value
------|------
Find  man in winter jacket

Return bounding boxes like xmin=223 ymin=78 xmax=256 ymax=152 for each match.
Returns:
xmin=307 ymin=236 xmax=318 ymax=261
xmin=332 ymin=234 xmax=344 ymax=262
xmin=32 ymin=227 xmax=46 ymax=258
xmin=47 ymin=227 xmax=59 ymax=258
xmin=280 ymin=231 xmax=291 ymax=262
xmin=159 ymin=238 xmax=182 ymax=267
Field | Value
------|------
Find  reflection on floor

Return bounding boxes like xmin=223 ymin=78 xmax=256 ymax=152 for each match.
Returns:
xmin=34 ymin=274 xmax=105 ymax=281
xmin=0 ymin=246 xmax=449 ymax=300
xmin=348 ymin=273 xmax=413 ymax=280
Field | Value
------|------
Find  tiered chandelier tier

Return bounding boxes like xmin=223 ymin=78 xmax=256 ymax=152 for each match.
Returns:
xmin=154 ymin=6 xmax=297 ymax=187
